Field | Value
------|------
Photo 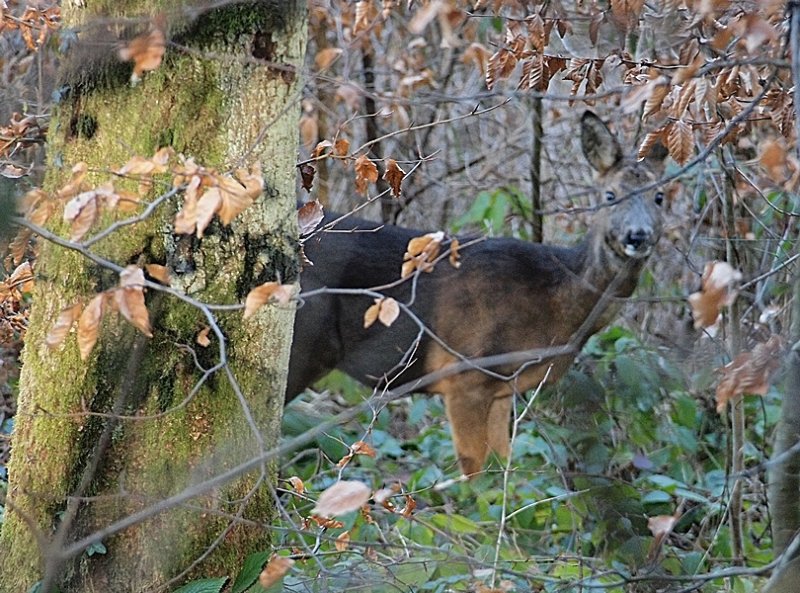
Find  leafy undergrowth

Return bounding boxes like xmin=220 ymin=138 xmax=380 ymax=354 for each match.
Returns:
xmin=269 ymin=327 xmax=778 ymax=593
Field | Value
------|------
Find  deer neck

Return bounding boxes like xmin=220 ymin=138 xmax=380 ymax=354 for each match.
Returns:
xmin=567 ymin=229 xmax=646 ymax=334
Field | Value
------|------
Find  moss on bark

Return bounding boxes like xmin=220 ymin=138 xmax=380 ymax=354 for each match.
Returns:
xmin=0 ymin=1 xmax=306 ymax=591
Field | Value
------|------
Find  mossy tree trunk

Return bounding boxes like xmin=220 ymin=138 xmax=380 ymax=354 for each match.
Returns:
xmin=0 ymin=1 xmax=306 ymax=592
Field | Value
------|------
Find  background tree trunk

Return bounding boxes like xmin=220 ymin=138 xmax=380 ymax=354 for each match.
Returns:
xmin=0 ymin=1 xmax=306 ymax=591
xmin=763 ymin=271 xmax=800 ymax=593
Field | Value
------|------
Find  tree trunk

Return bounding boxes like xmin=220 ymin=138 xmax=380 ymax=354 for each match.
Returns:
xmin=763 ymin=271 xmax=800 ymax=593
xmin=0 ymin=1 xmax=306 ymax=592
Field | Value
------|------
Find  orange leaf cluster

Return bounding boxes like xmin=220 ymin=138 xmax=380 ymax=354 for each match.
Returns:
xmin=363 ymin=297 xmax=400 ymax=329
xmin=0 ymin=112 xmax=47 ymax=167
xmin=173 ymin=160 xmax=264 ymax=237
xmin=716 ymin=335 xmax=783 ymax=413
xmin=401 ymin=231 xmax=445 ymax=278
xmin=46 ymin=265 xmax=153 ymax=360
xmin=0 ymin=6 xmax=60 ymax=50
xmin=688 ymin=261 xmax=742 ymax=329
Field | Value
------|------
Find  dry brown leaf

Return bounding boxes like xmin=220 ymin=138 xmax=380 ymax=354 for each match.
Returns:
xmin=667 ymin=120 xmax=693 ymax=165
xmin=308 ymin=515 xmax=344 ymax=529
xmin=354 ymin=154 xmax=379 ymax=195
xmin=335 ymin=530 xmax=351 ymax=552
xmin=56 ymin=162 xmax=88 ymax=200
xmin=449 ymin=238 xmax=461 ymax=269
xmin=333 ymin=138 xmax=350 ymax=157
xmin=300 ymin=163 xmax=316 ymax=192
xmin=217 ymin=164 xmax=263 ymax=225
xmin=383 ymin=159 xmax=405 ymax=197
xmin=244 ymin=282 xmax=295 ymax=319
xmin=298 ymin=200 xmax=324 ymax=236
xmin=46 ymin=303 xmax=82 ymax=350
xmin=145 ymin=264 xmax=171 ymax=285
xmin=462 ymin=42 xmax=491 ymax=74
xmin=287 ymin=476 xmax=305 ymax=494
xmin=716 ymin=335 xmax=783 ymax=413
xmin=311 ymin=140 xmax=333 ymax=159
xmin=364 ymin=297 xmax=400 ymax=328
xmin=196 ymin=326 xmax=211 ymax=347
xmin=759 ymin=139 xmax=787 ymax=178
xmin=351 ymin=440 xmax=377 ymax=458
xmin=9 ymin=261 xmax=34 ymax=293
xmin=363 ymin=299 xmax=381 ymax=329
xmin=259 ymin=555 xmax=294 ymax=589
xmin=63 ymin=190 xmax=99 ymax=242
xmin=378 ymin=297 xmax=399 ymax=327
xmin=195 ymin=187 xmax=222 ymax=238
xmin=315 ymin=47 xmax=343 ymax=70
xmin=401 ymin=494 xmax=416 ymax=518
xmin=402 ymin=231 xmax=444 ymax=278
xmin=116 ymin=266 xmax=152 ymax=337
xmin=9 ymin=228 xmax=33 ymax=266
xmin=688 ymin=261 xmax=742 ymax=329
xmin=312 ymin=480 xmax=371 ymax=517
xmin=118 ymin=29 xmax=166 ymax=82
xmin=78 ymin=293 xmax=106 ymax=360
xmin=647 ymin=514 xmax=678 ymax=538
xmin=174 ymin=176 xmax=201 ymax=235
xmin=299 ymin=114 xmax=318 ymax=149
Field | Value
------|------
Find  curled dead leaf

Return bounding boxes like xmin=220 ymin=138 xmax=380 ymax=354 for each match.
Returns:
xmin=364 ymin=297 xmax=400 ymax=328
xmin=63 ymin=190 xmax=99 ymax=242
xmin=354 ymin=154 xmax=379 ymax=195
xmin=78 ymin=293 xmax=107 ymax=360
xmin=312 ymin=480 xmax=371 ymax=518
xmin=287 ymin=476 xmax=305 ymax=494
xmin=688 ymin=261 xmax=742 ymax=329
xmin=116 ymin=266 xmax=152 ymax=337
xmin=298 ymin=200 xmax=324 ymax=236
xmin=145 ymin=264 xmax=171 ymax=285
xmin=716 ymin=335 xmax=783 ymax=413
xmin=383 ymin=158 xmax=405 ymax=197
xmin=244 ymin=282 xmax=296 ymax=319
xmin=46 ymin=303 xmax=82 ymax=350
xmin=335 ymin=530 xmax=350 ymax=552
xmin=196 ymin=326 xmax=211 ymax=347
xmin=259 ymin=555 xmax=294 ymax=589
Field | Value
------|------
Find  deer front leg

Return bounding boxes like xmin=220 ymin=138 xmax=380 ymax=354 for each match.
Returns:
xmin=442 ymin=390 xmax=492 ymax=476
xmin=486 ymin=395 xmax=512 ymax=461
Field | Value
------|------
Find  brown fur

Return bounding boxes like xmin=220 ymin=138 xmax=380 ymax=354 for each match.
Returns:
xmin=287 ymin=112 xmax=664 ymax=476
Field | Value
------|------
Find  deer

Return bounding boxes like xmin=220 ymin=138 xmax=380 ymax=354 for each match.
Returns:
xmin=287 ymin=112 xmax=664 ymax=477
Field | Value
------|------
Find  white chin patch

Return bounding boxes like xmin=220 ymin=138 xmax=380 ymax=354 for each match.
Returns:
xmin=624 ymin=244 xmax=651 ymax=258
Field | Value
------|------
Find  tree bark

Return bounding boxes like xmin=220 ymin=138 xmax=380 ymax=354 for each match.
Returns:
xmin=0 ymin=1 xmax=306 ymax=592
xmin=764 ymin=270 xmax=800 ymax=593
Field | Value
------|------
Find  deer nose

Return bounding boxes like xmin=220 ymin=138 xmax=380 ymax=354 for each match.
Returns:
xmin=626 ymin=228 xmax=652 ymax=248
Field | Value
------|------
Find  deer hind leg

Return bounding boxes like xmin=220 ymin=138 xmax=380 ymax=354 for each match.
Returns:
xmin=486 ymin=395 xmax=512 ymax=462
xmin=442 ymin=389 xmax=493 ymax=476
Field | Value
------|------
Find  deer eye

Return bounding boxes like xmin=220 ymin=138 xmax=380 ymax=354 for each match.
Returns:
xmin=655 ymin=191 xmax=664 ymax=206
xmin=605 ymin=191 xmax=616 ymax=202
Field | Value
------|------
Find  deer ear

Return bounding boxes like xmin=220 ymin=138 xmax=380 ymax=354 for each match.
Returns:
xmin=580 ymin=111 xmax=623 ymax=173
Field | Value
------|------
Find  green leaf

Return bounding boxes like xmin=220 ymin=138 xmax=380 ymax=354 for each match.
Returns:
xmin=85 ymin=541 xmax=107 ymax=557
xmin=641 ymin=490 xmax=672 ymax=504
xmin=430 ymin=513 xmax=480 ymax=534
xmin=231 ymin=551 xmax=270 ymax=593
xmin=170 ymin=577 xmax=228 ymax=593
